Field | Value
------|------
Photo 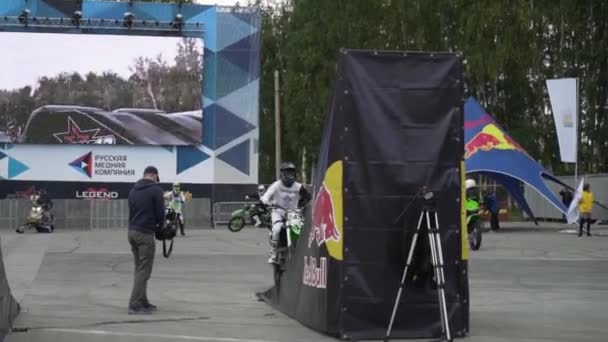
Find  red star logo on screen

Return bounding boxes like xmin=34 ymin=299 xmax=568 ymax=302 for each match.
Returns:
xmin=53 ymin=117 xmax=101 ymax=144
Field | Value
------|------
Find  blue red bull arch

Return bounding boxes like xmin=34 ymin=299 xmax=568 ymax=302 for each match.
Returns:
xmin=464 ymin=97 xmax=568 ymax=222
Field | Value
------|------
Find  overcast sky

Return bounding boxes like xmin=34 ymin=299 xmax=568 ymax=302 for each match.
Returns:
xmin=0 ymin=32 xmax=204 ymax=91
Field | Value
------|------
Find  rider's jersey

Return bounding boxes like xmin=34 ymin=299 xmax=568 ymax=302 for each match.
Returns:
xmin=261 ymin=180 xmax=304 ymax=212
xmin=165 ymin=191 xmax=185 ymax=213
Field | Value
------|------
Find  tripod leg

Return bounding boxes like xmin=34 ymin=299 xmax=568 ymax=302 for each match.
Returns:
xmin=426 ymin=212 xmax=447 ymax=336
xmin=384 ymin=211 xmax=425 ymax=341
xmin=429 ymin=211 xmax=452 ymax=341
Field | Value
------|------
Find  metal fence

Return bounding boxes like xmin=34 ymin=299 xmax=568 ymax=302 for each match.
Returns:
xmin=0 ymin=198 xmax=212 ymax=230
xmin=524 ymin=173 xmax=608 ymax=222
xmin=212 ymin=201 xmax=248 ymax=227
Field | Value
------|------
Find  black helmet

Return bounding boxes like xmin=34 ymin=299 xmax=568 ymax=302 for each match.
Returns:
xmin=280 ymin=162 xmax=297 ymax=187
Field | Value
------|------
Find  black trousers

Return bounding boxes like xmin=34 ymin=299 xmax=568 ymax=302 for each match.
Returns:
xmin=490 ymin=210 xmax=500 ymax=231
xmin=579 ymin=215 xmax=592 ymax=235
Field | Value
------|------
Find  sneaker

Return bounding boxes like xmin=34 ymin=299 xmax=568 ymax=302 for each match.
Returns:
xmin=587 ymin=232 xmax=592 ymax=236
xmin=128 ymin=306 xmax=152 ymax=315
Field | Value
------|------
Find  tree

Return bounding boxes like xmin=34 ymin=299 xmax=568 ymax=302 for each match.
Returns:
xmin=257 ymin=0 xmax=608 ymax=182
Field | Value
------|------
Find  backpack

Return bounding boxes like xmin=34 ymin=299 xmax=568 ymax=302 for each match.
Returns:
xmin=155 ymin=209 xmax=178 ymax=258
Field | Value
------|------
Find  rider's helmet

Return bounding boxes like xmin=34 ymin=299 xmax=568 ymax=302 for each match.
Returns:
xmin=172 ymin=182 xmax=180 ymax=193
xmin=279 ymin=162 xmax=297 ymax=187
xmin=257 ymin=185 xmax=265 ymax=195
xmin=465 ymin=179 xmax=477 ymax=190
xmin=38 ymin=189 xmax=48 ymax=199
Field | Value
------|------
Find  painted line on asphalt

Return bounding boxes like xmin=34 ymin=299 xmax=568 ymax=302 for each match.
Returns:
xmin=42 ymin=328 xmax=279 ymax=342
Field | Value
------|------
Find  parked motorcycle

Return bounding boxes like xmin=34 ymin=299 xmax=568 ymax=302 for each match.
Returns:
xmin=466 ymin=197 xmax=482 ymax=250
xmin=227 ymin=196 xmax=271 ymax=232
xmin=16 ymin=200 xmax=54 ymax=234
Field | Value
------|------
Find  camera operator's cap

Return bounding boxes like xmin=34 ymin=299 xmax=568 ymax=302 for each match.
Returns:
xmin=144 ymin=166 xmax=159 ymax=175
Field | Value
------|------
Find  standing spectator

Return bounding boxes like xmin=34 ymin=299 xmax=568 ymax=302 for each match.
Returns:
xmin=559 ymin=188 xmax=574 ymax=222
xmin=127 ymin=166 xmax=165 ymax=314
xmin=484 ymin=191 xmax=500 ymax=231
xmin=578 ymin=184 xmax=594 ymax=237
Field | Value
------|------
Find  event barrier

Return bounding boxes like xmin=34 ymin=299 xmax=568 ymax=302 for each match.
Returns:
xmin=0 ymin=198 xmax=212 ymax=230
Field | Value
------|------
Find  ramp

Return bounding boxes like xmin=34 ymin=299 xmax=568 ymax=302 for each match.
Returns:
xmin=258 ymin=50 xmax=469 ymax=340
xmin=0 ymin=234 xmax=20 ymax=340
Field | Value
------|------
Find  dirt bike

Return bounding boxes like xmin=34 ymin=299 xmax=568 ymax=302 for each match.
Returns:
xmin=227 ymin=196 xmax=271 ymax=232
xmin=466 ymin=197 xmax=482 ymax=250
xmin=165 ymin=196 xmax=185 ymax=235
xmin=16 ymin=200 xmax=54 ymax=234
xmin=270 ymin=204 xmax=305 ymax=290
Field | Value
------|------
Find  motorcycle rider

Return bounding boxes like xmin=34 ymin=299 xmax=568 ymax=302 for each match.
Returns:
xmin=465 ymin=179 xmax=481 ymax=219
xmin=164 ymin=182 xmax=186 ymax=236
xmin=465 ymin=179 xmax=478 ymax=202
xmin=248 ymin=185 xmax=267 ymax=227
xmin=261 ymin=162 xmax=311 ymax=263
xmin=35 ymin=189 xmax=53 ymax=226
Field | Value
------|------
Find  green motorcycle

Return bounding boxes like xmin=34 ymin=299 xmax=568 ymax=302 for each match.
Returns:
xmin=466 ymin=197 xmax=483 ymax=250
xmin=271 ymin=204 xmax=305 ymax=290
xmin=228 ymin=197 xmax=270 ymax=232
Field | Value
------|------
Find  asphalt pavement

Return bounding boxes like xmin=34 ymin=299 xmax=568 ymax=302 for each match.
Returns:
xmin=1 ymin=222 xmax=607 ymax=342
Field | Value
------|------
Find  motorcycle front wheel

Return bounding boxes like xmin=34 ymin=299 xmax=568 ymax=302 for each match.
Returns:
xmin=228 ymin=216 xmax=246 ymax=232
xmin=468 ymin=222 xmax=482 ymax=251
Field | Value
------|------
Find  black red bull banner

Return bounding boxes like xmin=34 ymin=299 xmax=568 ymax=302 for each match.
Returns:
xmin=258 ymin=50 xmax=469 ymax=340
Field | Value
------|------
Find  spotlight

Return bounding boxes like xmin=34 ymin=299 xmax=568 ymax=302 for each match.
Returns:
xmin=172 ymin=13 xmax=183 ymax=30
xmin=71 ymin=10 xmax=82 ymax=27
xmin=123 ymin=11 xmax=134 ymax=28
xmin=18 ymin=9 xmax=30 ymax=25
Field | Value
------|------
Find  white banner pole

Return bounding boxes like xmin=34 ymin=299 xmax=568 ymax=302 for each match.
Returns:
xmin=574 ymin=77 xmax=579 ymax=187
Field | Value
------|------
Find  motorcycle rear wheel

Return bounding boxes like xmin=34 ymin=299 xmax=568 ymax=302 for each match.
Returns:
xmin=228 ymin=216 xmax=246 ymax=232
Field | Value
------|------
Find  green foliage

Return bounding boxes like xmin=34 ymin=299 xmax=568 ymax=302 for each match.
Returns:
xmin=259 ymin=0 xmax=608 ymax=181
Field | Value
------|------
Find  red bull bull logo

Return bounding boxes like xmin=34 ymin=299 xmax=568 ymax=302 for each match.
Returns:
xmin=306 ymin=160 xmax=343 ymax=260
xmin=465 ymin=123 xmax=530 ymax=159
xmin=309 ymin=184 xmax=341 ymax=248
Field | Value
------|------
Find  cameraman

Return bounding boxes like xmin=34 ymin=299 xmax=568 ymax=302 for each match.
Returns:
xmin=127 ymin=166 xmax=164 ymax=315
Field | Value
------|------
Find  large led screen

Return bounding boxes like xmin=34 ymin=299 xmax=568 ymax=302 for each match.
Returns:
xmin=0 ymin=32 xmax=203 ymax=146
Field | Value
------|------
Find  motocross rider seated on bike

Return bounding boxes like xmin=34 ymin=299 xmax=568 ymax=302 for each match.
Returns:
xmin=35 ymin=189 xmax=53 ymax=224
xmin=164 ymin=182 xmax=186 ymax=236
xmin=465 ymin=179 xmax=480 ymax=213
xmin=247 ymin=185 xmax=267 ymax=227
xmin=261 ymin=162 xmax=311 ymax=264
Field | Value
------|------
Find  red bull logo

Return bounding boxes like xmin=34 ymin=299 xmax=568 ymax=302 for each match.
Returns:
xmin=307 ymin=161 xmax=343 ymax=261
xmin=302 ymin=160 xmax=343 ymax=290
xmin=465 ymin=123 xmax=529 ymax=159
xmin=302 ymin=256 xmax=327 ymax=289
xmin=309 ymin=184 xmax=341 ymax=248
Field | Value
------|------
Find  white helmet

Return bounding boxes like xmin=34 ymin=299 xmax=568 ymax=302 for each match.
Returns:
xmin=258 ymin=185 xmax=265 ymax=192
xmin=465 ymin=179 xmax=477 ymax=190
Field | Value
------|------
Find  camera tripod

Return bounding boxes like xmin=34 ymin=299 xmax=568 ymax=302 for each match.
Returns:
xmin=384 ymin=202 xmax=452 ymax=342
